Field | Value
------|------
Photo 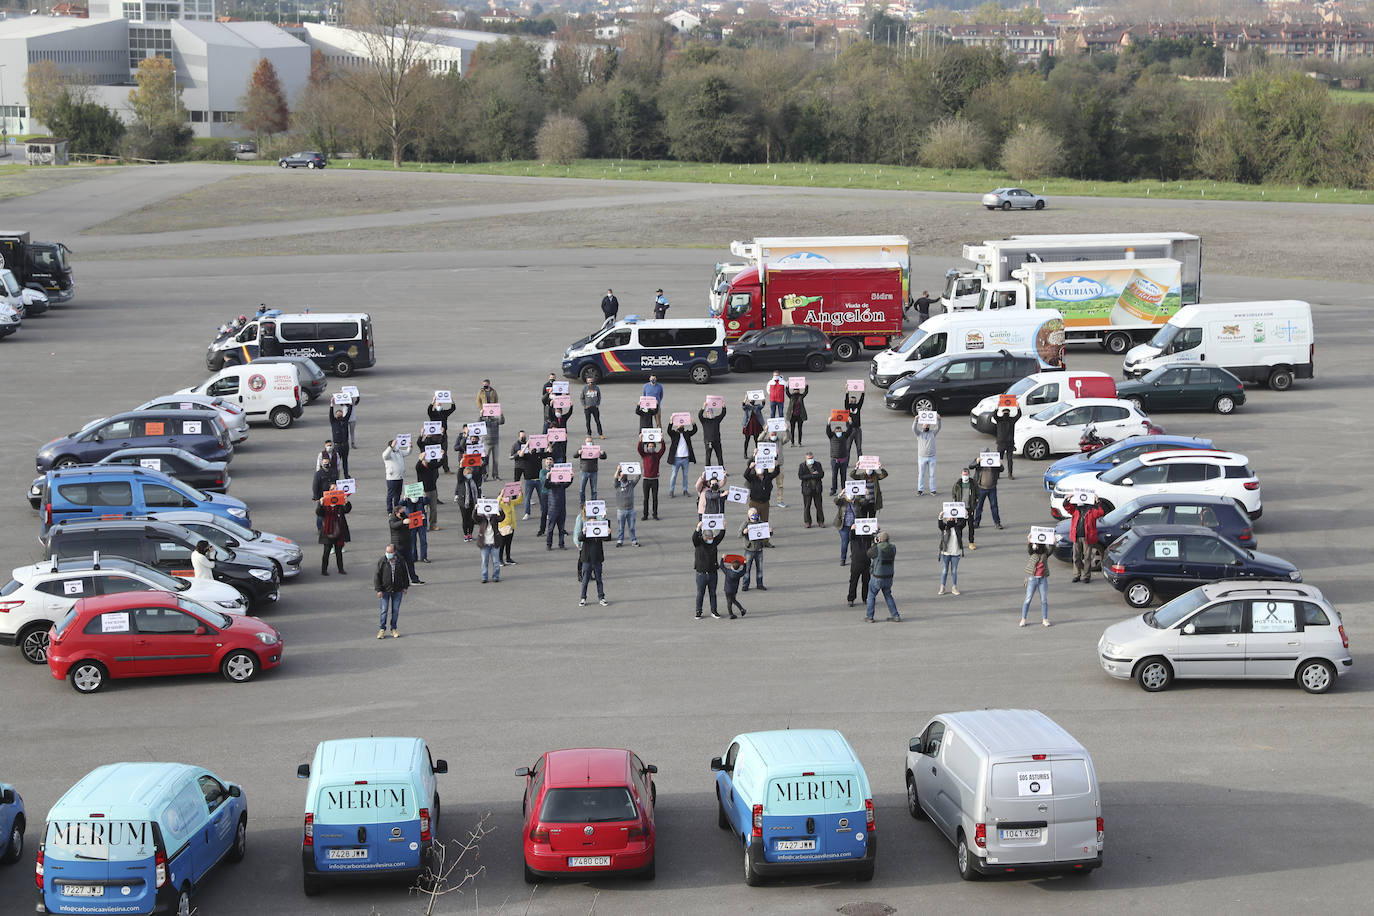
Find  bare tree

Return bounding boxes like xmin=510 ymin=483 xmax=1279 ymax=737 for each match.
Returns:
xmin=344 ymin=0 xmax=439 ymax=167
xmin=410 ymin=812 xmax=494 ymax=916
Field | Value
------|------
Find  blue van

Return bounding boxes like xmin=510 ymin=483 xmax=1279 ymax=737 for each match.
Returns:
xmin=562 ymin=316 xmax=729 ymax=384
xmin=297 ymin=737 xmax=448 ymax=896
xmin=711 ymin=729 xmax=876 ymax=885
xmin=37 ymin=762 xmax=247 ymax=915
xmin=41 ymin=466 xmax=250 ymax=535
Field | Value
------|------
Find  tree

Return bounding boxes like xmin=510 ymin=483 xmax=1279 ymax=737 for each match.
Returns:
xmin=920 ymin=117 xmax=987 ymax=168
xmin=1000 ymin=123 xmax=1062 ymax=179
xmin=659 ymin=69 xmax=755 ymax=162
xmin=45 ymin=94 xmax=125 ymax=155
xmin=25 ymin=61 xmax=68 ymax=128
xmin=239 ymin=57 xmax=290 ymax=138
xmin=535 ymin=113 xmax=588 ymax=164
xmin=458 ymin=42 xmax=547 ymax=161
xmin=127 ymin=56 xmax=187 ymax=132
xmin=344 ymin=0 xmax=438 ymax=167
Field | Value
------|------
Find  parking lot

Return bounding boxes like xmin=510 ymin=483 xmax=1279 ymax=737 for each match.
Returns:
xmin=0 ymin=168 xmax=1372 ymax=915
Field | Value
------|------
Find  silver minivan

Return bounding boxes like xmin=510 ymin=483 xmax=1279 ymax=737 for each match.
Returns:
xmin=905 ymin=709 xmax=1103 ymax=880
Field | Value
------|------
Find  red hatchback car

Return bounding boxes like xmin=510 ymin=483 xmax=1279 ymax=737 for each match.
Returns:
xmin=47 ymin=591 xmax=283 ymax=694
xmin=516 ymin=748 xmax=657 ymax=882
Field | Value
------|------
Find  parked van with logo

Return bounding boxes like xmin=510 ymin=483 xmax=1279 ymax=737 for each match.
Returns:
xmin=208 ymin=312 xmax=376 ymax=377
xmin=180 ymin=364 xmax=303 ymax=429
xmin=870 ymin=309 xmax=1065 ymax=388
xmin=563 ymin=316 xmax=728 ymax=384
xmin=905 ymin=709 xmax=1103 ymax=880
xmin=37 ymin=762 xmax=247 ymax=915
xmin=970 ymin=370 xmax=1117 ymax=433
xmin=711 ymin=729 xmax=875 ymax=885
xmin=297 ymin=737 xmax=448 ymax=896
xmin=1123 ymin=300 xmax=1314 ymax=390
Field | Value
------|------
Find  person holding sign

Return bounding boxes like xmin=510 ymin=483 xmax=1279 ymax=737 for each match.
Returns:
xmin=738 ymin=508 xmax=769 ymax=591
xmin=613 ymin=465 xmax=641 ymax=547
xmin=578 ymin=437 xmax=607 ymax=504
xmin=937 ymin=507 xmax=967 ymax=596
xmin=1021 ymin=542 xmax=1052 ymax=627
xmin=511 ymin=431 xmax=542 ymax=512
xmin=666 ymin=417 xmax=698 ymax=498
xmin=827 ymin=421 xmax=853 ymax=496
xmin=192 ymin=541 xmax=216 ymax=581
xmin=843 ymin=387 xmax=865 ymax=460
xmin=743 ymin=457 xmax=780 ymax=525
xmin=785 ymin=381 xmax=809 ymax=445
xmin=578 ymin=508 xmax=610 ymax=606
xmin=540 ymin=373 xmax=559 ymax=433
xmin=912 ymin=413 xmax=941 ymax=496
xmin=994 ymin=402 xmax=1022 ymax=479
xmin=798 ymin=451 xmax=826 ymax=527
xmin=311 ymin=455 xmax=338 ymax=533
xmin=642 ymin=375 xmax=665 ymax=425
xmin=1062 ymin=495 xmax=1106 ymax=583
xmin=414 ymin=453 xmax=441 ymax=531
xmin=846 ymin=521 xmax=876 ymax=608
xmin=543 ymin=459 xmax=572 ymax=550
xmin=865 ymin=532 xmax=901 ymax=623
xmin=476 ymin=506 xmax=502 ymax=584
xmin=849 ymin=461 xmax=889 ymax=512
xmin=693 ymin=523 xmax=725 ymax=619
xmin=383 ymin=438 xmax=412 ymax=513
xmin=951 ymin=467 xmax=980 ymax=549
xmin=634 ymin=397 xmax=658 ymax=429
xmin=720 ymin=555 xmax=748 ymax=618
xmin=497 ymin=487 xmax=524 ymax=565
xmin=833 ymin=489 xmax=875 ymax=566
xmin=698 ymin=399 xmax=727 ymax=466
xmin=696 ymin=471 xmax=727 ymax=518
xmin=316 ymin=492 xmax=352 ymax=576
xmin=636 ymin=436 xmax=664 ymax=520
xmin=389 ymin=506 xmax=424 ymax=585
xmin=401 ymin=489 xmax=429 ymax=567
xmin=456 ymin=465 xmax=481 ymax=541
xmin=740 ymin=395 xmax=765 ymax=459
xmin=329 ymin=407 xmax=352 ymax=477
xmin=581 ymin=378 xmax=605 ymax=439
xmin=972 ymin=455 xmax=1004 ymax=531
xmin=761 ymin=430 xmax=787 ymax=509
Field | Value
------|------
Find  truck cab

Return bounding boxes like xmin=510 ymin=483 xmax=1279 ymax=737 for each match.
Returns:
xmin=0 ymin=231 xmax=74 ymax=303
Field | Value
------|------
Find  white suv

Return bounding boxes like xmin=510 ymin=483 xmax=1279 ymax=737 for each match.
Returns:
xmin=1014 ymin=398 xmax=1153 ymax=461
xmin=1053 ymin=449 xmax=1261 ymax=518
xmin=0 ymin=555 xmax=246 ymax=664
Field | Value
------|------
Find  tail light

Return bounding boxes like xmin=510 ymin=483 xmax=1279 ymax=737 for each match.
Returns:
xmin=35 ymin=849 xmax=43 ymax=890
xmin=214 ymin=476 xmax=224 ymax=487
xmin=419 ymin=807 xmax=431 ymax=843
xmin=1096 ymin=816 xmax=1104 ymax=843
xmin=865 ymin=798 xmax=875 ymax=833
xmin=530 ymin=823 xmax=549 ymax=843
xmin=1110 ymin=563 xmax=1125 ymax=574
xmin=1243 ymin=480 xmax=1260 ymax=490
xmin=627 ymin=819 xmax=646 ymax=840
xmin=1339 ymin=625 xmax=1349 ymax=649
xmin=1237 ymin=527 xmax=1253 ymax=542
xmin=751 ymin=804 xmax=763 ymax=838
xmin=974 ymin=823 xmax=986 ymax=848
xmin=0 ymin=600 xmax=23 ymax=613
xmin=45 ymin=503 xmax=52 ymax=527
xmin=302 ymin=813 xmax=314 ymax=847
xmin=154 ymin=848 xmax=167 ymax=888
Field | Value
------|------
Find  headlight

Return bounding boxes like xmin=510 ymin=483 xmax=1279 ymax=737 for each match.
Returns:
xmin=1103 ymin=642 xmax=1123 ymax=656
xmin=1288 ymin=570 xmax=1302 ymax=581
xmin=216 ymin=599 xmax=244 ymax=609
xmin=287 ymin=549 xmax=302 ymax=561
xmin=255 ymin=631 xmax=280 ymax=646
xmin=228 ymin=507 xmax=247 ymax=518
xmin=249 ymin=568 xmax=273 ymax=581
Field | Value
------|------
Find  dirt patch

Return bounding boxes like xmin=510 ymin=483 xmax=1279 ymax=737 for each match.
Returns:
xmin=0 ymin=166 xmax=111 ymax=201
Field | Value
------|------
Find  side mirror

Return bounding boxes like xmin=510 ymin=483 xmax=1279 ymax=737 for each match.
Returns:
xmin=296 ymin=764 xmax=310 ymax=779
xmin=1121 ymin=478 xmax=1134 ymax=487
xmin=709 ymin=756 xmax=724 ymax=772
xmin=0 ymin=788 xmax=14 ymax=804
xmin=1182 ymin=623 xmax=1197 ymax=635
xmin=229 ymin=785 xmax=242 ymax=798
xmin=514 ymin=767 xmax=529 ymax=777
xmin=432 ymin=759 xmax=448 ymax=775
xmin=645 ymin=764 xmax=658 ymax=775
xmin=194 ymin=626 xmax=208 ymax=636
xmin=908 ymin=738 xmax=923 ymax=754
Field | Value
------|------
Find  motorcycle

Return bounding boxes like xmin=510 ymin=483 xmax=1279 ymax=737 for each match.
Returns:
xmin=1079 ymin=420 xmax=1165 ymax=454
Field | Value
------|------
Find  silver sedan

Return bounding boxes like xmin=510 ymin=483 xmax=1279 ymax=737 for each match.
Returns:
xmin=982 ymin=187 xmax=1046 ymax=210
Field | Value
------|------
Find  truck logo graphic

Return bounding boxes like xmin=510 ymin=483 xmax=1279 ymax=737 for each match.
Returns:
xmin=1044 ymin=276 xmax=1106 ymax=301
xmin=775 ymin=252 xmax=833 ymax=265
xmin=1222 ymin=324 xmax=1240 ymax=336
xmin=802 ymin=306 xmax=882 ymax=326
xmin=965 ymin=330 xmax=985 ymax=350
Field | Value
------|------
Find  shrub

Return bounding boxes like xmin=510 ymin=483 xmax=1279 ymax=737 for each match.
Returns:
xmin=920 ymin=117 xmax=986 ymax=169
xmin=535 ymin=113 xmax=589 ymax=165
xmin=1000 ymin=123 xmax=1064 ymax=180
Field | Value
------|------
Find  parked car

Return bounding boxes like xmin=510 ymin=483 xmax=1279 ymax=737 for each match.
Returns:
xmin=1052 ymin=449 xmax=1262 ymax=518
xmin=1098 ymin=581 xmax=1351 ymax=693
xmin=1102 ymin=524 xmax=1298 ymax=608
xmin=46 ymin=591 xmax=283 ymax=693
xmin=1043 ymin=434 xmax=1214 ymax=501
xmin=39 ymin=465 xmax=250 ymax=534
xmin=727 ymin=325 xmax=834 ymax=373
xmin=241 ymin=355 xmax=329 ymax=402
xmin=280 ymin=150 xmax=327 ymax=169
xmin=1052 ymin=493 xmax=1255 ymax=562
xmin=0 ymin=779 xmax=23 ymax=865
xmin=1014 ymin=398 xmax=1154 ymax=461
xmin=28 ymin=447 xmax=231 ymax=509
xmin=517 ymin=747 xmax=657 ymax=882
xmin=134 ymin=394 xmax=250 ymax=444
xmin=982 ymin=187 xmax=1046 ymax=210
xmin=1115 ymin=363 xmax=1247 ymax=414
xmin=970 ymin=370 xmax=1115 ymax=433
xmin=1 ymin=554 xmax=247 ymax=665
xmin=36 ymin=410 xmax=233 ymax=473
xmin=230 ymin=140 xmax=258 ymax=154
xmin=883 ymin=350 xmax=1044 ymax=415
xmin=147 ymin=510 xmax=303 ymax=580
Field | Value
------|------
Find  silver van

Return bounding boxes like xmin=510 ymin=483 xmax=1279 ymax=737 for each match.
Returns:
xmin=905 ymin=709 xmax=1103 ymax=880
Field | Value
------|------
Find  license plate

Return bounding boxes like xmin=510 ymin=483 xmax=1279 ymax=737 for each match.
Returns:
xmin=567 ymin=856 xmax=611 ymax=867
xmin=327 ymin=848 xmax=368 ymax=859
xmin=1000 ymin=828 xmax=1042 ymax=840
xmin=62 ymin=885 xmax=104 ymax=897
xmin=775 ymin=839 xmax=816 ymax=851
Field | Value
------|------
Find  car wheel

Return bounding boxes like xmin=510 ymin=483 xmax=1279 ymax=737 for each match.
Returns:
xmin=0 ymin=815 xmax=23 ymax=865
xmin=307 ymin=161 xmax=317 ymax=169
xmin=70 ymin=660 xmax=107 ymax=694
xmin=1024 ymin=437 xmax=1050 ymax=461
xmin=579 ymin=363 xmax=603 ymax=383
xmin=1106 ymin=332 xmax=1132 ymax=355
xmin=805 ymin=354 xmax=826 ymax=372
xmin=303 ymin=873 xmax=322 ymax=896
xmin=54 ymin=455 xmax=80 ymax=469
xmin=279 ymin=161 xmax=288 ymax=168
xmin=176 ymin=886 xmax=191 ymax=916
xmin=985 ymin=206 xmax=996 ymax=211
xmin=1268 ymin=368 xmax=1294 ymax=391
xmin=18 ymin=623 xmax=51 ymax=664
xmin=1129 ymin=397 xmax=1144 ymax=410
xmin=744 ymin=842 xmax=762 ymax=886
xmin=957 ymin=832 xmax=979 ymax=881
xmin=1035 ymin=199 xmax=1045 ymax=210
xmin=221 ymin=650 xmax=259 ymax=683
xmin=690 ymin=363 xmax=711 ymax=384
xmin=227 ymin=815 xmax=247 ymax=862
xmin=717 ymin=787 xmax=730 ymax=828
xmin=833 ymin=338 xmax=860 ymax=361
xmin=732 ymin=355 xmax=752 ymax=374
xmin=1214 ymin=395 xmax=1236 ymax=414
xmin=1297 ymin=659 xmax=1335 ymax=694
xmin=1001 ymin=200 xmax=1012 ymax=211
xmin=912 ymin=396 xmax=937 ymax=415
xmin=1124 ymin=579 xmax=1155 ymax=608
xmin=523 ymin=861 xmax=538 ymax=884
xmin=906 ymin=773 xmax=924 ymax=819
xmin=1135 ymin=656 xmax=1173 ymax=691
xmin=269 ymin=406 xmax=294 ymax=429
xmin=332 ymin=356 xmax=354 ymax=377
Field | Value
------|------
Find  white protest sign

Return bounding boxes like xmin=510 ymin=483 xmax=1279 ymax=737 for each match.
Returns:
xmin=584 ymin=519 xmax=609 ymax=538
xmin=182 ymin=420 xmax=202 ymax=435
xmin=917 ymin=410 xmax=939 ymax=426
xmin=726 ymin=486 xmax=750 ymax=504
xmin=550 ymin=381 xmax=569 ymax=395
xmin=421 ymin=421 xmax=442 ymax=436
xmin=1028 ymin=526 xmax=1057 ymax=545
xmin=394 ymin=434 xmax=412 ymax=450
xmin=701 ymin=513 xmax=725 ymax=532
xmin=139 ymin=458 xmax=162 ymax=471
xmin=336 ymin=478 xmax=356 ymax=495
xmin=434 ymin=389 xmax=452 ymax=404
xmin=465 ymin=442 xmax=486 ymax=456
xmin=670 ymin=411 xmax=692 ymax=429
xmin=857 ymin=454 xmax=881 ymax=471
xmin=846 ymin=379 xmax=865 ymax=392
xmin=747 ymin=522 xmax=772 ymax=541
xmin=1072 ymin=488 xmax=1097 ymax=505
xmin=1252 ymin=601 xmax=1297 ymax=633
xmin=341 ymin=385 xmax=359 ymax=399
xmin=853 ymin=518 xmax=879 ymax=536
xmin=476 ymin=498 xmax=501 ymax=516
xmin=63 ymin=579 xmax=84 ymax=596
xmin=549 ymin=463 xmax=573 ymax=483
xmin=788 ymin=376 xmax=806 ymax=391
xmin=1153 ymin=538 xmax=1179 ymax=559
xmin=469 ymin=421 xmax=488 ymax=438
xmin=766 ymin=417 xmax=786 ymax=433
xmin=1017 ymin=770 xmax=1053 ymax=797
xmin=640 ymin=427 xmax=662 ymax=443
xmin=579 ymin=443 xmax=602 ymax=460
xmin=102 ymin=611 xmax=130 ymax=633
xmin=978 ymin=451 xmax=1002 ymax=467
xmin=754 ymin=456 xmax=776 ymax=471
xmin=845 ymin=480 xmax=868 ymax=499
xmin=746 ymin=389 xmax=765 ymax=403
xmin=332 ymin=392 xmax=352 ymax=405
xmin=619 ymin=462 xmax=642 ymax=476
xmin=755 ymin=442 xmax=777 ymax=460
xmin=424 ymin=445 xmax=443 ymax=461
xmin=480 ymin=402 xmax=502 ymax=417
xmin=943 ymin=501 xmax=967 ymax=519
xmin=704 ymin=465 xmax=725 ymax=482
xmin=585 ymin=500 xmax=606 ymax=517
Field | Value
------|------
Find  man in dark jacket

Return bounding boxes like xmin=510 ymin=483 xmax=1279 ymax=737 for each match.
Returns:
xmin=427 ymin=397 xmax=457 ymax=472
xmin=697 ymin=402 xmax=726 ymax=466
xmin=578 ymin=437 xmax=606 ymax=503
xmin=827 ymin=422 xmax=852 ymax=495
xmin=329 ymin=406 xmax=352 ymax=477
xmin=865 ymin=532 xmax=900 ymax=622
xmin=579 ymin=513 xmax=609 ymax=606
xmin=847 ymin=523 xmax=876 ymax=607
xmin=693 ymin=524 xmax=725 ymax=619
xmin=666 ymin=420 xmax=698 ymax=497
xmin=600 ymin=289 xmax=619 ymax=321
xmin=456 ymin=466 xmax=481 ymax=541
xmin=545 ymin=469 xmax=572 ymax=550
xmin=414 ymin=454 xmax=441 ymax=531
xmin=388 ymin=505 xmax=424 ymax=584
xmin=994 ymin=404 xmax=1021 ymax=479
xmin=743 ymin=460 xmax=780 ymax=524
xmin=374 ymin=545 xmax=410 ymax=639
xmin=797 ymin=452 xmax=826 ymax=527
xmin=1063 ymin=495 xmax=1107 ymax=583
xmin=973 ymin=457 xmax=1003 ymax=530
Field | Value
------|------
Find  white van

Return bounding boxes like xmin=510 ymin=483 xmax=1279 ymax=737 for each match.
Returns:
xmin=905 ymin=708 xmax=1103 ymax=880
xmin=1123 ymin=300 xmax=1313 ymax=390
xmin=870 ymin=309 xmax=1065 ymax=388
xmin=180 ymin=364 xmax=304 ymax=429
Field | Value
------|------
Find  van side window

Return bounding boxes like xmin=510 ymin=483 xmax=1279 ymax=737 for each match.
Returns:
xmin=678 ymin=327 xmax=718 ymax=346
xmin=1172 ymin=327 xmax=1203 ymax=352
xmin=1028 ymin=384 xmax=1056 ymax=405
xmin=921 ymin=722 xmax=945 ymax=757
xmin=142 ymin=484 xmax=188 ymax=508
xmin=198 ymin=774 xmax=229 ymax=812
xmin=316 ymin=321 xmax=358 ymax=340
xmin=596 ymin=330 xmax=631 ymax=350
xmin=236 ymin=325 xmax=257 ymax=343
xmin=637 ymin=328 xmax=675 ymax=348
xmin=913 ymin=332 xmax=945 ymax=360
xmin=162 ymin=781 xmax=208 ymax=843
xmin=279 ymin=322 xmax=318 ymax=341
xmin=208 ymin=377 xmax=239 ymax=397
xmin=724 ymin=742 xmax=740 ymax=771
xmin=59 ymin=482 xmax=133 ymax=507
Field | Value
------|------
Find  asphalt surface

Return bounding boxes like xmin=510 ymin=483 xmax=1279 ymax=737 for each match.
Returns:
xmin=0 ymin=169 xmax=1371 ymax=916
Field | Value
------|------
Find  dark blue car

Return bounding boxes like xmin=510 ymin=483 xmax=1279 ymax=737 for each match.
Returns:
xmin=36 ymin=410 xmax=233 ymax=473
xmin=1054 ymin=494 xmax=1255 ymax=562
xmin=0 ymin=779 xmax=23 ymax=865
xmin=1103 ymin=524 xmax=1299 ymax=608
xmin=1044 ymin=434 xmax=1214 ymax=503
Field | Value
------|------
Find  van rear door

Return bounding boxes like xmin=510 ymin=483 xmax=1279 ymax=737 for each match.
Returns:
xmin=764 ymin=770 xmax=863 ymax=863
xmin=315 ymin=782 xmax=418 ymax=873
xmin=43 ymin=817 xmax=159 ymax=911
xmin=988 ymin=760 xmax=1056 ymax=866
xmin=1047 ymin=757 xmax=1099 ymax=863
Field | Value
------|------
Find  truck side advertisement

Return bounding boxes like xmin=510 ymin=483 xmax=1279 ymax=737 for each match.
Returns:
xmin=1032 ymin=263 xmax=1182 ymax=328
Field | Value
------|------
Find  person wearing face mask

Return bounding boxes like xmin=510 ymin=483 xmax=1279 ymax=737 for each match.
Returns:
xmin=666 ymin=417 xmax=697 ymax=498
xmin=578 ymin=505 xmax=610 ymax=607
xmin=329 ymin=406 xmax=352 ymax=477
xmin=798 ymin=451 xmax=826 ymax=527
xmin=693 ymin=522 xmax=724 ymax=620
xmin=767 ymin=372 xmax=786 ymax=419
xmin=383 ymin=437 xmax=411 ymax=512
xmin=477 ymin=380 xmax=504 ymax=479
xmin=641 ymin=374 xmax=665 ymax=426
xmin=785 ymin=380 xmax=808 ymax=445
xmin=582 ymin=378 xmax=605 ymax=439
xmin=827 ymin=421 xmax=852 ymax=496
xmin=612 ymin=464 xmax=640 ymax=548
xmin=864 ymin=531 xmax=901 ymax=623
xmin=913 ymin=414 xmax=941 ymax=496
xmin=374 ymin=543 xmax=410 ymax=639
xmin=314 ymin=441 xmax=340 ymax=481
xmin=739 ymin=507 xmax=768 ymax=591
xmin=456 ymin=465 xmax=481 ymax=542
xmin=951 ymin=466 xmax=980 ymax=550
xmin=743 ymin=458 xmax=780 ymax=526
xmin=578 ymin=436 xmax=606 ymax=503
xmin=697 ymin=400 xmax=727 ymax=466
xmin=833 ymin=489 xmax=875 ymax=566
xmin=843 ymin=388 xmax=865 ymax=461
xmin=389 ymin=505 xmax=424 ymax=584
xmin=428 ymin=396 xmax=457 ymax=473
xmin=414 ymin=452 xmax=440 ymax=531
xmin=311 ymin=455 xmax=337 ymax=533
xmin=741 ymin=396 xmax=765 ymax=458
xmin=636 ymin=436 xmax=664 ymax=520
xmin=476 ymin=502 xmax=502 ymax=584
xmin=762 ymin=430 xmax=787 ymax=509
xmin=696 ymin=469 xmax=727 ymax=517
xmin=317 ymin=491 xmax=352 ymax=576
xmin=543 ymin=458 xmax=572 ymax=550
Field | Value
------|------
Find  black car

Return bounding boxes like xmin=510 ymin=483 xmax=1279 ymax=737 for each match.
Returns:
xmin=1053 ymin=494 xmax=1255 ymax=563
xmin=235 ymin=355 xmax=329 ymax=402
xmin=1103 ymin=524 xmax=1299 ymax=608
xmin=883 ymin=350 xmax=1043 ymax=415
xmin=279 ymin=151 xmax=327 ymax=169
xmin=44 ymin=519 xmax=280 ymax=608
xmin=27 ymin=447 xmax=231 ymax=509
xmin=727 ymin=325 xmax=834 ymax=373
xmin=1115 ymin=364 xmax=1247 ymax=414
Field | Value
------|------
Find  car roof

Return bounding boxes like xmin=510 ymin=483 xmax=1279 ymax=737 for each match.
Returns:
xmin=543 ymin=748 xmax=632 ymax=788
xmin=49 ymin=518 xmax=191 ymax=538
xmin=103 ymin=447 xmax=202 ymax=461
xmin=12 ymin=555 xmax=148 ymax=581
xmin=50 ymin=762 xmax=200 ymax=821
xmin=739 ymin=729 xmax=858 ymax=767
xmin=1127 ymin=524 xmax=1219 ymax=538
xmin=48 ymin=465 xmax=181 ymax=485
xmin=270 ymin=313 xmax=370 ymax=321
xmin=312 ymin=738 xmax=423 ymax=780
xmin=1118 ymin=493 xmax=1242 ymax=510
xmin=1199 ymin=581 xmax=1327 ymax=602
xmin=1100 ymin=435 xmax=1211 ymax=453
xmin=71 ymin=591 xmax=179 ymax=615
xmin=936 ymin=709 xmax=1086 ymax=756
xmin=1136 ymin=449 xmax=1248 ymax=465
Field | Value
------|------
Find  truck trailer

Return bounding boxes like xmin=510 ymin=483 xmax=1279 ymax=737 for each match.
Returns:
xmin=710 ymin=235 xmax=910 ymax=314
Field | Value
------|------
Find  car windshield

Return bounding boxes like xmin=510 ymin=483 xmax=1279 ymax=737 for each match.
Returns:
xmin=1099 ymin=458 xmax=1146 ymax=485
xmin=1032 ymin=404 xmax=1065 ymax=422
xmin=1005 ymin=376 xmax=1039 ymax=397
xmin=71 ymin=416 xmax=108 ymax=438
xmin=178 ymin=596 xmax=230 ymax=629
xmin=538 ymin=786 xmax=638 ymax=823
xmin=1100 ymin=499 xmax=1146 ymax=526
xmin=1149 ymin=323 xmax=1181 ymax=349
xmin=909 ymin=359 xmax=949 ymax=381
xmin=893 ymin=329 xmax=926 ymax=355
xmin=118 ymin=563 xmax=186 ymax=592
xmin=1149 ymin=588 xmax=1211 ymax=629
xmin=207 ymin=517 xmax=256 ymax=540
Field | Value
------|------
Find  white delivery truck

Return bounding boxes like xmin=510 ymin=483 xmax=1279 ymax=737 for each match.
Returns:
xmin=709 ymin=235 xmax=911 ymax=314
xmin=941 ymin=232 xmax=1202 ymax=314
xmin=1123 ymin=300 xmax=1314 ymax=390
xmin=870 ymin=309 xmax=1065 ymax=388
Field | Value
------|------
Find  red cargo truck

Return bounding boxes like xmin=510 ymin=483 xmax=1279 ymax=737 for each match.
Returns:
xmin=715 ymin=263 xmax=905 ymax=361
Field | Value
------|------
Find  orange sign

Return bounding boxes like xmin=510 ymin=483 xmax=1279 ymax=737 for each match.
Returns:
xmin=322 ymin=489 xmax=347 ymax=506
xmin=829 ymin=409 xmax=851 ymax=423
xmin=144 ymin=421 xmax=164 ymax=436
xmin=998 ymin=394 xmax=1018 ymax=408
xmin=461 ymin=453 xmax=484 ymax=468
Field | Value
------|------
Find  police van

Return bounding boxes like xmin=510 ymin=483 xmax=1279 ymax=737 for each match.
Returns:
xmin=562 ymin=316 xmax=728 ymax=384
xmin=208 ymin=312 xmax=376 ymax=377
